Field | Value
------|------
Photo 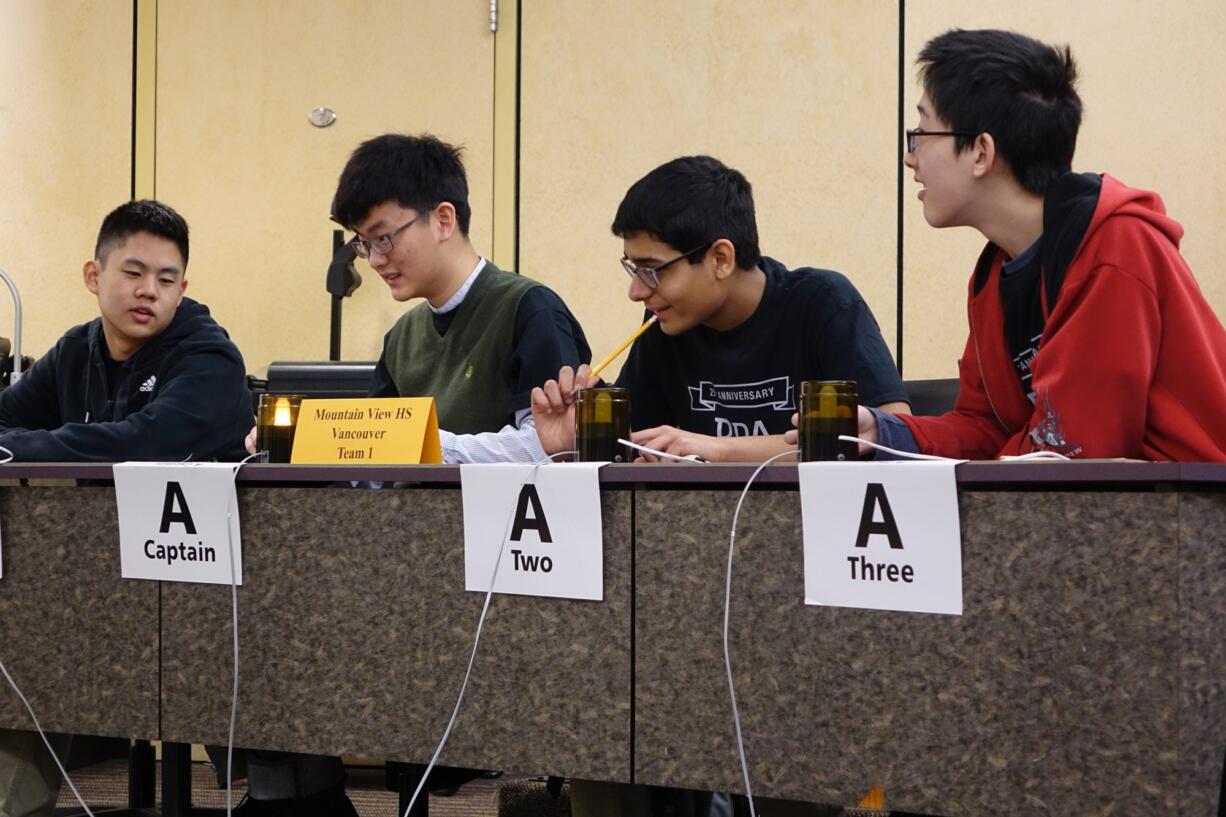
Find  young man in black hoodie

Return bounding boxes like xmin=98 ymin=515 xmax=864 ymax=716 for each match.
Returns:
xmin=0 ymin=199 xmax=251 ymax=462
xmin=0 ymin=199 xmax=251 ymax=817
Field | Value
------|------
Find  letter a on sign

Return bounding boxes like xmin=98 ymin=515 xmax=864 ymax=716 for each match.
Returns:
xmin=510 ymin=484 xmax=553 ymax=543
xmin=855 ymin=483 xmax=903 ymax=549
xmin=799 ymin=461 xmax=963 ymax=615
xmin=160 ymin=481 xmax=198 ymax=534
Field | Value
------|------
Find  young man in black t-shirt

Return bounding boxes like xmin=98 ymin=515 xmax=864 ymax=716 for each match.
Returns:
xmin=533 ymin=154 xmax=909 ymax=462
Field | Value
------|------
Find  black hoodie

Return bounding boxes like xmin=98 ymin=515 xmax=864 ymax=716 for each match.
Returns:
xmin=0 ymin=297 xmax=252 ymax=462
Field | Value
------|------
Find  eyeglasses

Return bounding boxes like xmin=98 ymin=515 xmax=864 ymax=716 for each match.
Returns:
xmin=905 ymin=128 xmax=980 ymax=154
xmin=350 ymin=210 xmax=431 ymax=259
xmin=619 ymin=243 xmax=712 ymax=289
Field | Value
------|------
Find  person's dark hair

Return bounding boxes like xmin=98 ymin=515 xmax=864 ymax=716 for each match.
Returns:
xmin=611 ymin=155 xmax=761 ymax=270
xmin=95 ymin=199 xmax=190 ymax=267
xmin=331 ymin=133 xmax=472 ymax=235
xmin=918 ymin=29 xmax=1082 ymax=195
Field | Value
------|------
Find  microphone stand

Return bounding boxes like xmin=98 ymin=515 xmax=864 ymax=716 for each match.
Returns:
xmin=0 ymin=268 xmax=23 ymax=383
xmin=326 ymin=231 xmax=360 ymax=361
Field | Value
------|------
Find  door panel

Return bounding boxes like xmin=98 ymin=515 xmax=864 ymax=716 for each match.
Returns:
xmin=0 ymin=2 xmax=132 ymax=360
xmin=156 ymin=0 xmax=498 ymax=371
xmin=520 ymin=1 xmax=900 ymax=381
xmin=903 ymin=2 xmax=1226 ymax=378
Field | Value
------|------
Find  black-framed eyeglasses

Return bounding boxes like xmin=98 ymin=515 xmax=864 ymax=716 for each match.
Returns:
xmin=905 ymin=128 xmax=980 ymax=154
xmin=350 ymin=209 xmax=431 ymax=259
xmin=619 ymin=243 xmax=712 ymax=289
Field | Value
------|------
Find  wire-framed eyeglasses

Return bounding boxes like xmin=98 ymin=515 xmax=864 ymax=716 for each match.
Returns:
xmin=350 ymin=210 xmax=431 ymax=259
xmin=619 ymin=243 xmax=712 ymax=289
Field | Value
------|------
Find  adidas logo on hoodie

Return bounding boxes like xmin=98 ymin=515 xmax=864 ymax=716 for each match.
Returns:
xmin=139 ymin=375 xmax=157 ymax=393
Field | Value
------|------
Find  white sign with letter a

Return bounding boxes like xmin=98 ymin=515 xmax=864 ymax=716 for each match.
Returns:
xmin=114 ymin=462 xmax=243 ymax=585
xmin=462 ymin=463 xmax=603 ymax=601
xmin=800 ymin=461 xmax=962 ymax=615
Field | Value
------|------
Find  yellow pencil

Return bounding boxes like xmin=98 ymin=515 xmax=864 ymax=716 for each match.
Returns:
xmin=589 ymin=315 xmax=658 ymax=380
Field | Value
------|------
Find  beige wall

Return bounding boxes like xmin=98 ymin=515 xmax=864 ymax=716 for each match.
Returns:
xmin=154 ymin=0 xmax=499 ymax=373
xmin=5 ymin=1 xmax=1225 ymax=389
xmin=0 ymin=1 xmax=133 ymax=359
xmin=519 ymin=0 xmax=900 ymax=381
xmin=903 ymin=1 xmax=1226 ymax=378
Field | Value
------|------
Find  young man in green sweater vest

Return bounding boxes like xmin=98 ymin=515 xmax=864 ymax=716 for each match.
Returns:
xmin=338 ymin=133 xmax=591 ymax=461
xmin=237 ymin=134 xmax=590 ymax=814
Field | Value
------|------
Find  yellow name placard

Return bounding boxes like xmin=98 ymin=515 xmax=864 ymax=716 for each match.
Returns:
xmin=290 ymin=398 xmax=442 ymax=464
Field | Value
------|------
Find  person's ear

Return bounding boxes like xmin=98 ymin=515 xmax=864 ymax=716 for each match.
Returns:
xmin=434 ymin=203 xmax=457 ymax=241
xmin=710 ymin=238 xmax=737 ymax=281
xmin=83 ymin=259 xmax=100 ymax=294
xmin=972 ymin=132 xmax=998 ymax=179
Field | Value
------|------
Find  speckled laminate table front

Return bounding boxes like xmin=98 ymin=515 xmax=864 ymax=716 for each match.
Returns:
xmin=634 ymin=486 xmax=1225 ymax=817
xmin=0 ymin=487 xmax=158 ymax=738
xmin=159 ymin=486 xmax=633 ymax=782
xmin=0 ymin=464 xmax=1219 ymax=815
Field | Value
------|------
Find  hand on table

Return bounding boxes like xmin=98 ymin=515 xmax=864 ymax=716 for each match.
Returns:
xmin=629 ymin=425 xmax=725 ymax=463
xmin=783 ymin=406 xmax=880 ymax=455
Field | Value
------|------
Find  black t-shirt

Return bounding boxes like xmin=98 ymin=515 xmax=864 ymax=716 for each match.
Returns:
xmin=999 ymin=238 xmax=1044 ymax=402
xmin=368 ymin=285 xmax=591 ymax=417
xmin=615 ymin=257 xmax=907 ymax=436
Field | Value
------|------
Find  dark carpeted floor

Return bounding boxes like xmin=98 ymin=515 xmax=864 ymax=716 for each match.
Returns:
xmin=54 ymin=759 xmax=569 ymax=817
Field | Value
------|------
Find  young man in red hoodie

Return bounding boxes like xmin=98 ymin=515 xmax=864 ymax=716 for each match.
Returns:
xmin=845 ymin=28 xmax=1226 ymax=462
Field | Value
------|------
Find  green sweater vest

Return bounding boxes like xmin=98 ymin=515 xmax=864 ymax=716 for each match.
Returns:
xmin=384 ymin=263 xmax=537 ymax=435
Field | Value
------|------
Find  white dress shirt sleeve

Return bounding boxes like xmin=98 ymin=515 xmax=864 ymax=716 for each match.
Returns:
xmin=438 ymin=407 xmax=548 ymax=464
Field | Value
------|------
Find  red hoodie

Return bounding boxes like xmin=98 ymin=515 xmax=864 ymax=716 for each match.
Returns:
xmin=901 ymin=174 xmax=1226 ymax=462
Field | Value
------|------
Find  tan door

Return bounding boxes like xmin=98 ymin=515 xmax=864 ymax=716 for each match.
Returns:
xmin=0 ymin=1 xmax=134 ymax=360
xmin=155 ymin=0 xmax=500 ymax=371
xmin=519 ymin=1 xmax=901 ymax=381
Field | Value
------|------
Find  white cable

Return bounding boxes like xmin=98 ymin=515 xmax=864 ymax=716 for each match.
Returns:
xmin=0 ymin=660 xmax=96 ymax=817
xmin=724 ymin=448 xmax=799 ymax=817
xmin=722 ymin=436 xmax=1065 ymax=815
xmin=999 ymin=450 xmax=1072 ymax=461
xmin=617 ymin=438 xmax=710 ymax=463
xmin=401 ymin=449 xmax=572 ymax=817
xmin=840 ymin=434 xmax=1072 ymax=462
xmin=837 ymin=434 xmax=961 ymax=461
xmin=0 ymin=446 xmax=12 ymax=464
